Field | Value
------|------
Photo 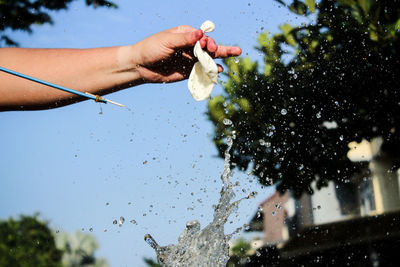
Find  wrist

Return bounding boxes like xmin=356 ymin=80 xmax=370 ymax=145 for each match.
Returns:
xmin=114 ymin=45 xmax=144 ymax=87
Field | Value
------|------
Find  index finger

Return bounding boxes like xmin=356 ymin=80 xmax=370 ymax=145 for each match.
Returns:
xmin=213 ymin=45 xmax=242 ymax=58
xmin=166 ymin=25 xmax=197 ymax=34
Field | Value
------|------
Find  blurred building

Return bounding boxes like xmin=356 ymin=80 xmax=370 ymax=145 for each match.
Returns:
xmin=242 ymin=138 xmax=400 ymax=266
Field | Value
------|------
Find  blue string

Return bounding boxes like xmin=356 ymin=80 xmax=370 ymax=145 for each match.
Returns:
xmin=0 ymin=66 xmax=106 ymax=103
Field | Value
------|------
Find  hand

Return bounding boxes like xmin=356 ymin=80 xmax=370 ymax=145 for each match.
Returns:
xmin=131 ymin=25 xmax=242 ymax=83
xmin=0 ymin=25 xmax=241 ymax=110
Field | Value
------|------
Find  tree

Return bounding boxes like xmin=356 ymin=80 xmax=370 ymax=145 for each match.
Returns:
xmin=207 ymin=0 xmax=400 ymax=197
xmin=55 ymin=231 xmax=108 ymax=267
xmin=0 ymin=215 xmax=108 ymax=267
xmin=143 ymin=257 xmax=161 ymax=267
xmin=0 ymin=0 xmax=117 ymax=46
xmin=227 ymin=238 xmax=251 ymax=266
xmin=0 ymin=214 xmax=63 ymax=267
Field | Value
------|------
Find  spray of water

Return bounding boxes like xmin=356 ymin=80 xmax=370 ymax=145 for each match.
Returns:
xmin=145 ymin=123 xmax=256 ymax=266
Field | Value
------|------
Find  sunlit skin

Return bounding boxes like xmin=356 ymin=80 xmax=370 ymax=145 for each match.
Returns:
xmin=0 ymin=25 xmax=241 ymax=111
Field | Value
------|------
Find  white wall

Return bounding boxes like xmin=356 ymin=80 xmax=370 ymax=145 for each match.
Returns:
xmin=309 ymin=181 xmax=346 ymax=224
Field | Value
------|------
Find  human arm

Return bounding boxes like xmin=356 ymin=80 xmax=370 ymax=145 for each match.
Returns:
xmin=0 ymin=25 xmax=241 ymax=111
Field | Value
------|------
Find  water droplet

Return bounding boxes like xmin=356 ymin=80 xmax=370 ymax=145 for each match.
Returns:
xmin=272 ymin=211 xmax=277 ymax=216
xmin=185 ymin=220 xmax=200 ymax=234
xmin=223 ymin=118 xmax=232 ymax=125
xmin=143 ymin=123 xmax=242 ymax=265
xmin=248 ymin=191 xmax=258 ymax=198
xmin=234 ymin=57 xmax=239 ymax=63
xmin=339 ymin=135 xmax=344 ymax=141
xmin=281 ymin=109 xmax=287 ymax=115
xmin=119 ymin=216 xmax=125 ymax=227
xmin=316 ymin=112 xmax=321 ymax=118
xmin=226 ymin=136 xmax=233 ymax=146
xmin=144 ymin=234 xmax=160 ymax=251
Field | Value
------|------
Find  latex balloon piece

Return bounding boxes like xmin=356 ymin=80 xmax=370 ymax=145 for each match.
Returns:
xmin=188 ymin=20 xmax=218 ymax=101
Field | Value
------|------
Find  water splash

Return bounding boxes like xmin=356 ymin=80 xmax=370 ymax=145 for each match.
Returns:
xmin=145 ymin=131 xmax=252 ymax=266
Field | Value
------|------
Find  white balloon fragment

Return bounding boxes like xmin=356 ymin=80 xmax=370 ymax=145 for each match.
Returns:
xmin=188 ymin=20 xmax=218 ymax=101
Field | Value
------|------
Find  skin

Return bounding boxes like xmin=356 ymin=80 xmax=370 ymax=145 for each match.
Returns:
xmin=0 ymin=25 xmax=241 ymax=111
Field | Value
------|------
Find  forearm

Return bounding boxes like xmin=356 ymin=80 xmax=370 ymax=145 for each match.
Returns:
xmin=0 ymin=25 xmax=241 ymax=111
xmin=0 ymin=46 xmax=142 ymax=110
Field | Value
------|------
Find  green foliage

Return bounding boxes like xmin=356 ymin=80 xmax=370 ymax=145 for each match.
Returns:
xmin=55 ymin=231 xmax=109 ymax=267
xmin=227 ymin=238 xmax=251 ymax=266
xmin=0 ymin=0 xmax=117 ymax=46
xmin=143 ymin=257 xmax=161 ymax=267
xmin=0 ymin=214 xmax=63 ymax=267
xmin=0 ymin=215 xmax=108 ymax=267
xmin=230 ymin=238 xmax=251 ymax=258
xmin=208 ymin=0 xmax=400 ymax=197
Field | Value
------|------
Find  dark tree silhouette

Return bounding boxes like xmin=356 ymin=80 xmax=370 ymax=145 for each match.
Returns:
xmin=0 ymin=215 xmax=63 ymax=266
xmin=0 ymin=0 xmax=116 ymax=46
xmin=207 ymin=0 xmax=400 ymax=197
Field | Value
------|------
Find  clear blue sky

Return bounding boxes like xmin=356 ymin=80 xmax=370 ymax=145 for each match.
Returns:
xmin=0 ymin=1 xmax=306 ymax=266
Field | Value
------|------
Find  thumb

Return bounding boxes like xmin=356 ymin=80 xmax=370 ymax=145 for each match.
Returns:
xmin=170 ymin=29 xmax=203 ymax=49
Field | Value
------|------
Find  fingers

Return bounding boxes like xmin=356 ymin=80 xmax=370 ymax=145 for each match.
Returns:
xmin=207 ymin=37 xmax=218 ymax=52
xmin=217 ymin=64 xmax=224 ymax=73
xmin=213 ymin=46 xmax=242 ymax=58
xmin=169 ymin=29 xmax=203 ymax=49
xmin=199 ymin=36 xmax=217 ymax=52
xmin=167 ymin=25 xmax=197 ymax=34
xmin=199 ymin=37 xmax=207 ymax=48
xmin=199 ymin=36 xmax=242 ymax=58
xmin=165 ymin=25 xmax=242 ymax=59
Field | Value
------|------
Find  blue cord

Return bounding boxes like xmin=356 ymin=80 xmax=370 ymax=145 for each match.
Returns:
xmin=0 ymin=66 xmax=106 ymax=103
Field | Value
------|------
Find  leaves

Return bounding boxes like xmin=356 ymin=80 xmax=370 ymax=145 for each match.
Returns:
xmin=0 ymin=215 xmax=108 ymax=267
xmin=305 ymin=0 xmax=316 ymax=12
xmin=143 ymin=257 xmax=161 ymax=267
xmin=280 ymin=23 xmax=297 ymax=47
xmin=0 ymin=215 xmax=63 ymax=267
xmin=207 ymin=0 xmax=400 ymax=197
xmin=230 ymin=238 xmax=251 ymax=258
xmin=86 ymin=0 xmax=117 ymax=8
xmin=0 ymin=0 xmax=117 ymax=47
xmin=289 ymin=0 xmax=308 ymax=15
